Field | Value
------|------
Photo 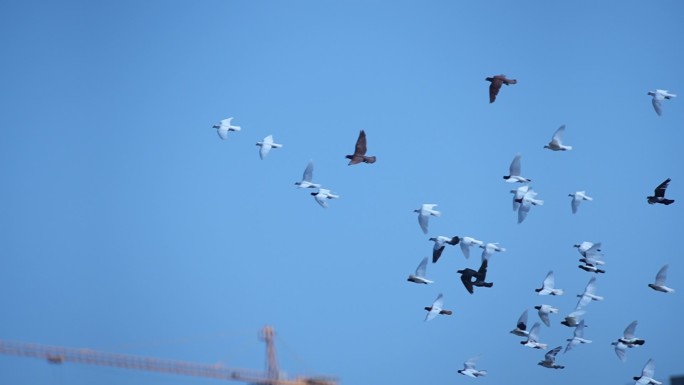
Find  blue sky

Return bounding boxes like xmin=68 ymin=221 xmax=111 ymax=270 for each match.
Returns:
xmin=1 ymin=1 xmax=683 ymax=384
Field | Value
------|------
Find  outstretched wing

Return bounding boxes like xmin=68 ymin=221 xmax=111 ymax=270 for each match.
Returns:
xmin=655 ymin=264 xmax=669 ymax=286
xmin=354 ymin=130 xmax=368 ymax=156
xmin=488 ymin=77 xmax=503 ymax=103
xmin=302 ymin=160 xmax=314 ymax=182
xmin=551 ymin=125 xmax=566 ymax=145
xmin=509 ymin=154 xmax=522 ymax=176
xmin=654 ymin=178 xmax=671 ymax=198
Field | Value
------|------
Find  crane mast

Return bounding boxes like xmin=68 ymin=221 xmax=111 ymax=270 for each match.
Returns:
xmin=0 ymin=326 xmax=337 ymax=385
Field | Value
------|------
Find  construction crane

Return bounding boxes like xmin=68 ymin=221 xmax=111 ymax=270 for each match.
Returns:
xmin=0 ymin=325 xmax=338 ymax=385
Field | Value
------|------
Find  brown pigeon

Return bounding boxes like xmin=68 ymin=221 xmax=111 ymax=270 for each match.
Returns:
xmin=346 ymin=130 xmax=376 ymax=165
xmin=486 ymin=74 xmax=517 ymax=103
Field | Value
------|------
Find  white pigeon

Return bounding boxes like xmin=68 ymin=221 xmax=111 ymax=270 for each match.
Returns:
xmin=560 ymin=309 xmax=586 ymax=327
xmin=574 ymin=241 xmax=601 ymax=257
xmin=457 ymin=356 xmax=487 ymax=378
xmin=648 ymin=89 xmax=676 ymax=116
xmin=294 ymin=160 xmax=321 ymax=189
xmin=521 ymin=322 xmax=547 ymax=350
xmin=213 ymin=117 xmax=241 ymax=139
xmin=480 ymin=242 xmax=506 ymax=261
xmin=310 ymin=188 xmax=339 ymax=208
xmin=414 ymin=204 xmax=441 ymax=234
xmin=576 ymin=276 xmax=603 ymax=309
xmin=633 ymin=358 xmax=661 ymax=385
xmin=503 ymin=154 xmax=531 ymax=183
xmin=510 ymin=309 xmax=529 ymax=337
xmin=407 ymin=257 xmax=434 ymax=284
xmin=424 ymin=293 xmax=452 ymax=321
xmin=429 ymin=235 xmax=460 ymax=263
xmin=517 ymin=188 xmax=544 ymax=224
xmin=568 ymin=191 xmax=593 ymax=214
xmin=648 ymin=264 xmax=674 ymax=293
xmin=612 ymin=320 xmax=645 ymax=362
xmin=535 ymin=271 xmax=564 ymax=296
xmin=578 ymin=242 xmax=604 ymax=266
xmin=544 ymin=124 xmax=572 ymax=151
xmin=256 ymin=135 xmax=283 ymax=160
xmin=510 ymin=185 xmax=530 ymax=211
xmin=564 ymin=319 xmax=591 ymax=353
xmin=538 ymin=346 xmax=564 ymax=369
xmin=534 ymin=304 xmax=559 ymax=327
xmin=459 ymin=236 xmax=484 ymax=259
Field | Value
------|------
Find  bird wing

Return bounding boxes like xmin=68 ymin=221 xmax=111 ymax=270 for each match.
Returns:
xmin=464 ymin=356 xmax=479 ymax=370
xmin=641 ymin=358 xmax=655 ymax=379
xmin=313 ymin=193 xmax=328 ymax=208
xmin=509 ymin=154 xmax=522 ymax=176
xmin=354 ymin=130 xmax=368 ymax=156
xmin=546 ymin=346 xmax=561 ymax=361
xmin=652 ymin=95 xmax=663 ymax=116
xmin=517 ymin=309 xmax=529 ymax=330
xmin=476 ymin=258 xmax=489 ymax=280
xmin=574 ymin=320 xmax=586 ymax=337
xmin=432 ymin=245 xmax=445 ymax=263
xmin=655 ymin=264 xmax=669 ymax=286
xmin=528 ymin=322 xmax=541 ymax=341
xmin=302 ymin=161 xmax=314 ymax=182
xmin=551 ymin=125 xmax=566 ymax=145
xmin=538 ymin=309 xmax=551 ymax=327
xmin=488 ymin=77 xmax=503 ymax=103
xmin=654 ymin=178 xmax=671 ymax=198
xmin=571 ymin=195 xmax=580 ymax=213
xmin=543 ymin=271 xmax=555 ymax=289
xmin=623 ymin=320 xmax=638 ymax=339
xmin=415 ymin=257 xmax=429 ymax=277
xmin=614 ymin=342 xmax=627 ymax=362
xmin=460 ymin=272 xmax=475 ymax=294
xmin=418 ymin=214 xmax=429 ymax=234
xmin=459 ymin=241 xmax=472 ymax=259
xmin=518 ymin=200 xmax=531 ymax=223
xmin=217 ymin=126 xmax=229 ymax=140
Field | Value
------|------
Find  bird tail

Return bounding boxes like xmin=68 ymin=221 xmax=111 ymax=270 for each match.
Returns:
xmin=363 ymin=156 xmax=377 ymax=164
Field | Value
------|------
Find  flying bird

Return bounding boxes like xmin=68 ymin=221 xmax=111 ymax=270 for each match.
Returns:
xmin=517 ymin=188 xmax=544 ymax=224
xmin=213 ymin=117 xmax=241 ymax=139
xmin=457 ymin=356 xmax=487 ymax=378
xmin=459 ymin=236 xmax=484 ymax=259
xmin=480 ymin=242 xmax=506 ymax=260
xmin=578 ymin=242 xmax=605 ymax=273
xmin=485 ymin=74 xmax=517 ymax=103
xmin=538 ymin=346 xmax=564 ymax=369
xmin=457 ymin=258 xmax=493 ymax=294
xmin=633 ymin=359 xmax=660 ymax=385
xmin=612 ymin=320 xmax=645 ymax=361
xmin=345 ymin=130 xmax=376 ymax=165
xmin=503 ymin=154 xmax=531 ymax=183
xmin=310 ymin=188 xmax=339 ymax=208
xmin=256 ymin=135 xmax=283 ymax=160
xmin=429 ymin=235 xmax=460 ymax=263
xmin=414 ymin=204 xmax=441 ymax=234
xmin=647 ymin=178 xmax=674 ymax=205
xmin=560 ymin=309 xmax=586 ymax=328
xmin=424 ymin=293 xmax=452 ymax=321
xmin=648 ymin=264 xmax=674 ymax=293
xmin=294 ymin=160 xmax=321 ymax=189
xmin=534 ymin=304 xmax=559 ymax=327
xmin=544 ymin=124 xmax=573 ymax=151
xmin=521 ymin=322 xmax=547 ymax=350
xmin=568 ymin=191 xmax=593 ymax=214
xmin=510 ymin=309 xmax=529 ymax=337
xmin=511 ymin=185 xmax=530 ymax=211
xmin=648 ymin=89 xmax=676 ymax=116
xmin=575 ymin=276 xmax=603 ymax=309
xmin=564 ymin=319 xmax=591 ymax=353
xmin=574 ymin=241 xmax=601 ymax=257
xmin=407 ymin=256 xmax=434 ymax=284
xmin=535 ymin=271 xmax=564 ymax=296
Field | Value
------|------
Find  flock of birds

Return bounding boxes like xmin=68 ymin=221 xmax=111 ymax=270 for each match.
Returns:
xmin=213 ymin=75 xmax=676 ymax=384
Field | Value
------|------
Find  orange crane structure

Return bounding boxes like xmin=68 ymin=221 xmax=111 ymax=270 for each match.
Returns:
xmin=0 ymin=325 xmax=338 ymax=385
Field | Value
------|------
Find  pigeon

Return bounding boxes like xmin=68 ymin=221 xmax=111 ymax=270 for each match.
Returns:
xmin=544 ymin=124 xmax=572 ymax=151
xmin=457 ymin=356 xmax=487 ymax=378
xmin=429 ymin=235 xmax=460 ymax=263
xmin=511 ymin=185 xmax=530 ymax=211
xmin=560 ymin=309 xmax=586 ymax=328
xmin=648 ymin=264 xmax=674 ymax=293
xmin=256 ymin=135 xmax=283 ymax=160
xmin=538 ymin=346 xmax=564 ymax=369
xmin=503 ymin=154 xmax=531 ymax=183
xmin=576 ymin=276 xmax=603 ymax=309
xmin=480 ymin=242 xmax=506 ymax=260
xmin=633 ymin=359 xmax=660 ymax=385
xmin=213 ymin=117 xmax=241 ymax=139
xmin=517 ymin=188 xmax=544 ymax=224
xmin=414 ymin=204 xmax=441 ymax=234
xmin=647 ymin=178 xmax=674 ymax=205
xmin=407 ymin=257 xmax=434 ymax=284
xmin=458 ymin=258 xmax=493 ymax=294
xmin=310 ymin=188 xmax=339 ymax=208
xmin=535 ymin=271 xmax=564 ymax=296
xmin=345 ymin=129 xmax=376 ymax=165
xmin=574 ymin=241 xmax=601 ymax=257
xmin=521 ymin=322 xmax=547 ymax=350
xmin=564 ymin=319 xmax=591 ymax=353
xmin=424 ymin=293 xmax=452 ymax=321
xmin=568 ymin=191 xmax=593 ymax=214
xmin=648 ymin=89 xmax=676 ymax=116
xmin=294 ymin=160 xmax=321 ymax=189
xmin=578 ymin=242 xmax=606 ymax=273
xmin=534 ymin=304 xmax=559 ymax=327
xmin=485 ymin=74 xmax=517 ymax=103
xmin=459 ymin=236 xmax=484 ymax=259
xmin=612 ymin=320 xmax=645 ymax=361
xmin=510 ymin=309 xmax=529 ymax=337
